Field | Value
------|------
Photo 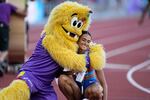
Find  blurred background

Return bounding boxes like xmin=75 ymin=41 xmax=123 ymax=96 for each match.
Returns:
xmin=26 ymin=0 xmax=148 ymax=24
xmin=0 ymin=0 xmax=150 ymax=100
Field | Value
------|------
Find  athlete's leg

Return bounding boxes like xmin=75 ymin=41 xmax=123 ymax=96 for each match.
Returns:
xmin=84 ymin=83 xmax=103 ymax=100
xmin=58 ymin=74 xmax=81 ymax=100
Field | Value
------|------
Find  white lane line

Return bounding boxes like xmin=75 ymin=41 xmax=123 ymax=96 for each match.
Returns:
xmin=105 ymin=63 xmax=150 ymax=70
xmin=105 ymin=63 xmax=131 ymax=69
xmin=95 ymin=32 xmax=150 ymax=45
xmin=106 ymin=39 xmax=150 ymax=58
xmin=127 ymin=60 xmax=150 ymax=94
xmin=146 ymin=65 xmax=150 ymax=70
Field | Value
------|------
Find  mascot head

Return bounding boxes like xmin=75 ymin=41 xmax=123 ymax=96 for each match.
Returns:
xmin=44 ymin=1 xmax=92 ymax=51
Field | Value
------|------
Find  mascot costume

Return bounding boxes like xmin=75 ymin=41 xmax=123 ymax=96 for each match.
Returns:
xmin=0 ymin=1 xmax=105 ymax=100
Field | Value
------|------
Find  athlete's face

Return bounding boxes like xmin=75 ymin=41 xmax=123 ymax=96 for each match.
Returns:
xmin=78 ymin=34 xmax=91 ymax=52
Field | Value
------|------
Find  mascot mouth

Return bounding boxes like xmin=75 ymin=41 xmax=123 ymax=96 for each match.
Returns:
xmin=62 ymin=26 xmax=78 ymax=39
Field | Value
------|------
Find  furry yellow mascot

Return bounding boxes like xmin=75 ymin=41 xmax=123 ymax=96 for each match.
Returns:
xmin=0 ymin=1 xmax=105 ymax=100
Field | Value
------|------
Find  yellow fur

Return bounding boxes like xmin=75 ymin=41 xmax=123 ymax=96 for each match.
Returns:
xmin=0 ymin=2 xmax=105 ymax=100
xmin=89 ymin=44 xmax=106 ymax=70
xmin=0 ymin=80 xmax=30 ymax=100
xmin=43 ymin=34 xmax=87 ymax=71
xmin=43 ymin=1 xmax=92 ymax=71
xmin=42 ymin=1 xmax=105 ymax=71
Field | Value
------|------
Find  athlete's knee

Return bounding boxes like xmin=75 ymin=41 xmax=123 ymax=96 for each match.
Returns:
xmin=85 ymin=84 xmax=103 ymax=100
xmin=58 ymin=75 xmax=75 ymax=90
xmin=58 ymin=75 xmax=68 ymax=84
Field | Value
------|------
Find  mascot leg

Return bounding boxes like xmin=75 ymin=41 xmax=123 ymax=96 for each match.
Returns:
xmin=0 ymin=80 xmax=30 ymax=100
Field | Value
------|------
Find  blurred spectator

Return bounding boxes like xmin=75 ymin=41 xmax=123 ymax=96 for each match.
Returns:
xmin=0 ymin=0 xmax=26 ymax=77
xmin=116 ymin=0 xmax=123 ymax=9
xmin=138 ymin=0 xmax=150 ymax=25
xmin=25 ymin=0 xmax=35 ymax=49
xmin=127 ymin=0 xmax=147 ymax=15
xmin=43 ymin=0 xmax=63 ymax=18
xmin=43 ymin=0 xmax=55 ymax=17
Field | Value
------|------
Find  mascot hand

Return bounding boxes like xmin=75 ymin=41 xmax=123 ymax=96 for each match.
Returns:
xmin=89 ymin=43 xmax=103 ymax=52
xmin=89 ymin=44 xmax=106 ymax=70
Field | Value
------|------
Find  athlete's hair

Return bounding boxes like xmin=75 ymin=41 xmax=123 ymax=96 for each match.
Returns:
xmin=78 ymin=31 xmax=91 ymax=42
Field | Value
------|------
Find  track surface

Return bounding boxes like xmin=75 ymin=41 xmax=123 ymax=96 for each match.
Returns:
xmin=0 ymin=17 xmax=150 ymax=100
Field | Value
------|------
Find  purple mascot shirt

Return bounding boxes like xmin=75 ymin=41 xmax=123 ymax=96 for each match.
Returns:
xmin=18 ymin=35 xmax=62 ymax=100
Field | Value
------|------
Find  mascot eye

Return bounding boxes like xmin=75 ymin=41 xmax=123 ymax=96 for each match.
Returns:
xmin=71 ymin=17 xmax=78 ymax=27
xmin=77 ymin=21 xmax=83 ymax=28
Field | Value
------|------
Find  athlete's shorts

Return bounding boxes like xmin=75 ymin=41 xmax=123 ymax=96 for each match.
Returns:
xmin=82 ymin=77 xmax=98 ymax=91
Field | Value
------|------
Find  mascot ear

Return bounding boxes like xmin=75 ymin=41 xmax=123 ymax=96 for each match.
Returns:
xmin=89 ymin=10 xmax=93 ymax=13
xmin=87 ymin=10 xmax=92 ymax=18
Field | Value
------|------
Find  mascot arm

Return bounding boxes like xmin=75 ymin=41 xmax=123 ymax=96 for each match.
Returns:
xmin=43 ymin=35 xmax=87 ymax=71
xmin=89 ymin=44 xmax=106 ymax=70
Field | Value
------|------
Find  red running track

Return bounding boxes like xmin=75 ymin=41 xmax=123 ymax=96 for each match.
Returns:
xmin=0 ymin=17 xmax=150 ymax=100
